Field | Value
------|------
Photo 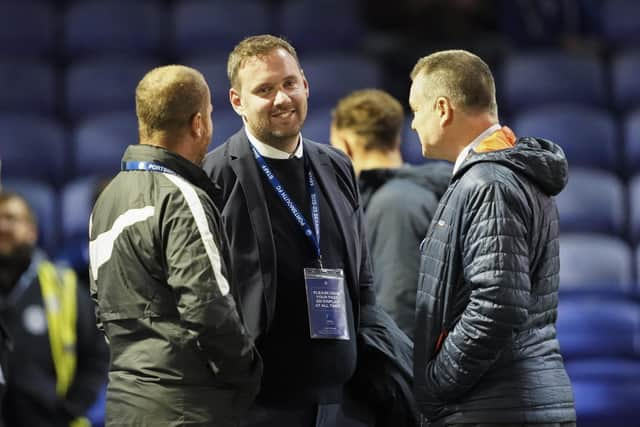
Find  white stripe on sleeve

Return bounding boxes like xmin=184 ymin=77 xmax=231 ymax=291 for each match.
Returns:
xmin=89 ymin=206 xmax=155 ymax=280
xmin=164 ymin=174 xmax=230 ymax=296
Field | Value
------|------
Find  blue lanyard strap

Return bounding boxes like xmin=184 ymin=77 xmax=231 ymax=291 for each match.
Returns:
xmin=250 ymin=144 xmax=322 ymax=266
xmin=122 ymin=161 xmax=177 ymax=175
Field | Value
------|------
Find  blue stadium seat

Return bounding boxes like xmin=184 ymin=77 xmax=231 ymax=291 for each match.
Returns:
xmin=278 ymin=0 xmax=366 ymax=52
xmin=601 ymin=0 xmax=640 ymax=47
xmin=301 ymin=54 xmax=384 ymax=111
xmin=60 ymin=175 xmax=106 ymax=240
xmin=501 ymin=51 xmax=605 ymax=114
xmin=637 ymin=244 xmax=640 ymax=294
xmin=513 ymin=106 xmax=617 ymax=172
xmin=0 ymin=114 xmax=66 ymax=186
xmin=63 ymin=0 xmax=165 ymax=58
xmin=1 ymin=178 xmax=59 ymax=254
xmin=56 ymin=175 xmax=111 ymax=281
xmin=184 ymin=55 xmax=234 ymax=116
xmin=624 ymin=111 xmax=640 ymax=177
xmin=556 ymin=168 xmax=625 ymax=236
xmin=559 ymin=234 xmax=634 ymax=294
xmin=612 ymin=50 xmax=640 ymax=112
xmin=401 ymin=119 xmax=426 ymax=165
xmin=211 ymin=110 xmax=243 ymax=150
xmin=0 ymin=1 xmax=55 ymax=57
xmin=72 ymin=111 xmax=137 ymax=179
xmin=172 ymin=0 xmax=271 ymax=57
xmin=571 ymin=380 xmax=640 ymax=427
xmin=557 ymin=298 xmax=640 ymax=360
xmin=302 ymin=108 xmax=332 ymax=145
xmin=567 ymin=359 xmax=640 ymax=382
xmin=65 ymin=57 xmax=158 ymax=121
xmin=630 ymin=175 xmax=640 ymax=243
xmin=0 ymin=60 xmax=56 ymax=115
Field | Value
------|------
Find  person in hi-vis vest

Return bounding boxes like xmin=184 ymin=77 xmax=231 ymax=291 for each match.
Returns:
xmin=0 ymin=191 xmax=109 ymax=427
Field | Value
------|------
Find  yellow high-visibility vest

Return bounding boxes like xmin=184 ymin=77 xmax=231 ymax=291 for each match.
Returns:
xmin=38 ymin=261 xmax=90 ymax=427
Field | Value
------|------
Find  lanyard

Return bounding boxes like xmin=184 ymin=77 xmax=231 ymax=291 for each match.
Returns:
xmin=250 ymin=144 xmax=322 ymax=267
xmin=121 ymin=161 xmax=177 ymax=175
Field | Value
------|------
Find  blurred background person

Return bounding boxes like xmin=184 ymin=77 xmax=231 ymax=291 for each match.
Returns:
xmin=330 ymin=89 xmax=451 ymax=338
xmin=0 ymin=191 xmax=109 ymax=427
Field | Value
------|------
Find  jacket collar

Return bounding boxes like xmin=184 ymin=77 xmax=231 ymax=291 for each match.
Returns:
xmin=122 ymin=144 xmax=217 ymax=196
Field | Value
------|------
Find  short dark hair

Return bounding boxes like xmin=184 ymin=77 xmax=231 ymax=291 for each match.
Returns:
xmin=227 ymin=34 xmax=300 ymax=90
xmin=411 ymin=50 xmax=497 ymax=116
xmin=135 ymin=65 xmax=209 ymax=139
xmin=332 ymin=89 xmax=404 ymax=152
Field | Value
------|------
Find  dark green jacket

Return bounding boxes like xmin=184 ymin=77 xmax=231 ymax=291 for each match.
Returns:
xmin=90 ymin=145 xmax=261 ymax=426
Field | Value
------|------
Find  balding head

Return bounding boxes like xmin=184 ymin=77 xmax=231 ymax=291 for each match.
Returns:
xmin=136 ymin=65 xmax=210 ymax=140
xmin=411 ymin=50 xmax=497 ymax=116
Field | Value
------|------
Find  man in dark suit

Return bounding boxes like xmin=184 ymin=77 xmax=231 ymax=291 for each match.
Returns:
xmin=203 ymin=34 xmax=415 ymax=427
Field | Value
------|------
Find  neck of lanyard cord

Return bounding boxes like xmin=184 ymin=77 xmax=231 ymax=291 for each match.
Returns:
xmin=250 ymin=144 xmax=323 ymax=268
xmin=121 ymin=161 xmax=177 ymax=175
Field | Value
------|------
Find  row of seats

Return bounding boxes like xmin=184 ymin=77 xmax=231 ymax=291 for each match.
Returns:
xmin=4 ymin=102 xmax=640 ymax=186
xmin=4 ymin=48 xmax=640 ymax=126
xmin=284 ymin=103 xmax=640 ymax=178
xmin=0 ymin=110 xmax=243 ymax=186
xmin=499 ymin=50 xmax=640 ymax=114
xmin=0 ymin=0 xmax=365 ymax=60
xmin=3 ymin=101 xmax=640 ymax=185
xmin=5 ymin=0 xmax=640 ymax=60
xmin=0 ymin=52 xmax=384 ymax=120
xmin=557 ymin=296 xmax=640 ymax=427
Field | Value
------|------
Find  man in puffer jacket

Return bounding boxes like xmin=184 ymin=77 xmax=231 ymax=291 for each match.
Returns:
xmin=408 ymin=50 xmax=576 ymax=426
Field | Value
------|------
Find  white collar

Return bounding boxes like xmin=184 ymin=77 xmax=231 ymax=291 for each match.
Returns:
xmin=244 ymin=126 xmax=304 ymax=159
xmin=453 ymin=123 xmax=501 ymax=174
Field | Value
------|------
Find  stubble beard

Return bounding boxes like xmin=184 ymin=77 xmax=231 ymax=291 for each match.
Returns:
xmin=253 ymin=113 xmax=304 ymax=151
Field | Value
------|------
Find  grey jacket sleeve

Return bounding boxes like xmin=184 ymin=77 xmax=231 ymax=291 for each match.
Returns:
xmin=425 ymin=182 xmax=530 ymax=401
xmin=162 ymin=185 xmax=260 ymax=387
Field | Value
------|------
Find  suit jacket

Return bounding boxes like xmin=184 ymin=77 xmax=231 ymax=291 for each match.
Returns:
xmin=202 ymin=129 xmax=376 ymax=339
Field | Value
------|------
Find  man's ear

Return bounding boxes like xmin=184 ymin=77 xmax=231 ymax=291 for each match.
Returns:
xmin=230 ymin=88 xmax=243 ymax=116
xmin=436 ymin=96 xmax=453 ymax=127
xmin=191 ymin=111 xmax=203 ymax=138
xmin=330 ymin=126 xmax=354 ymax=159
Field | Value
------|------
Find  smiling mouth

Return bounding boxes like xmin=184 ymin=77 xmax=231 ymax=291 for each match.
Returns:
xmin=272 ymin=109 xmax=295 ymax=119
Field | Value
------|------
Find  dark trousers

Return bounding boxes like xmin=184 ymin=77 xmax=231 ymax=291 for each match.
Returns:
xmin=240 ymin=396 xmax=374 ymax=427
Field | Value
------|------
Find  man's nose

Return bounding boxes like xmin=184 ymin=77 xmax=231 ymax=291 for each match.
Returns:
xmin=274 ymin=89 xmax=292 ymax=106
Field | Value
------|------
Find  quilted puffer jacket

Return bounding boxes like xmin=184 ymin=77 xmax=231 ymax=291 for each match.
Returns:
xmin=414 ymin=137 xmax=576 ymax=425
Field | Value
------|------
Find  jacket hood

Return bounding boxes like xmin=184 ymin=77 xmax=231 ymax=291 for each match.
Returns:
xmin=359 ymin=161 xmax=453 ymax=208
xmin=455 ymin=137 xmax=568 ymax=196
